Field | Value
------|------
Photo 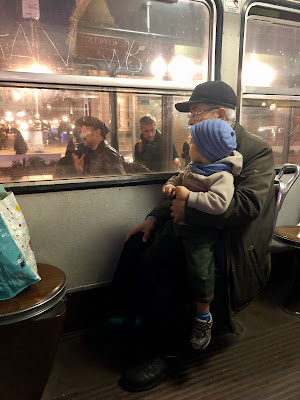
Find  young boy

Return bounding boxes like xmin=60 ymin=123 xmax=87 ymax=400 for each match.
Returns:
xmin=161 ymin=119 xmax=243 ymax=350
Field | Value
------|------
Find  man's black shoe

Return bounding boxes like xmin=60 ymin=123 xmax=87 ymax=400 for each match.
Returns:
xmin=119 ymin=354 xmax=179 ymax=392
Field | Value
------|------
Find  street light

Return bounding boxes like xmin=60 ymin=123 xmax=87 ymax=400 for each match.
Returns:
xmin=168 ymin=55 xmax=199 ymax=82
xmin=151 ymin=57 xmax=167 ymax=80
xmin=5 ymin=112 xmax=14 ymax=122
xmin=17 ymin=64 xmax=52 ymax=74
xmin=13 ymin=90 xmax=22 ymax=101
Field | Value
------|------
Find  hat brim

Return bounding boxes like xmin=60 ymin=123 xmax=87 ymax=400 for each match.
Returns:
xmin=175 ymin=98 xmax=236 ymax=112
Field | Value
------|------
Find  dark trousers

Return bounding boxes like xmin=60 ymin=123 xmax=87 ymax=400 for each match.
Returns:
xmin=109 ymin=226 xmax=228 ymax=354
xmin=110 ymin=229 xmax=193 ymax=354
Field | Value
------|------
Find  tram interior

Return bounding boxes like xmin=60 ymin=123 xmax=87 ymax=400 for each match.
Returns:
xmin=41 ymin=248 xmax=299 ymax=400
xmin=0 ymin=0 xmax=299 ymax=399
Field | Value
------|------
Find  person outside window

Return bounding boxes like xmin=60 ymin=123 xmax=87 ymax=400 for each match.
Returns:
xmin=72 ymin=116 xmax=125 ymax=176
xmin=12 ymin=128 xmax=28 ymax=155
xmin=134 ymin=114 xmax=181 ymax=171
xmin=181 ymin=141 xmax=191 ymax=166
xmin=0 ymin=125 xmax=7 ymax=150
xmin=106 ymin=80 xmax=275 ymax=392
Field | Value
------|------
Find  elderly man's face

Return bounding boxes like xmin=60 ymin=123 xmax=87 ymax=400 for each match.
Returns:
xmin=187 ymin=104 xmax=220 ymax=126
xmin=140 ymin=123 xmax=156 ymax=142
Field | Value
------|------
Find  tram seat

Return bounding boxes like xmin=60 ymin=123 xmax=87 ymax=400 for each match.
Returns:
xmin=0 ymin=263 xmax=67 ymax=400
xmin=270 ymin=163 xmax=300 ymax=249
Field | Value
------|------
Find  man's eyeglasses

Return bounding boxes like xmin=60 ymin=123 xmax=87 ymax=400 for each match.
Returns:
xmin=187 ymin=108 xmax=217 ymax=119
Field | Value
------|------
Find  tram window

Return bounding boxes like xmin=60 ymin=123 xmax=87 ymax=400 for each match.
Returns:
xmin=241 ymin=102 xmax=300 ymax=165
xmin=240 ymin=5 xmax=300 ymax=165
xmin=243 ymin=18 xmax=299 ymax=89
xmin=0 ymin=86 xmax=191 ymax=183
xmin=0 ymin=0 xmax=210 ymax=84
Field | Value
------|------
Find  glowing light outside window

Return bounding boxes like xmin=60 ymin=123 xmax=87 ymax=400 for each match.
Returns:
xmin=16 ymin=111 xmax=26 ymax=117
xmin=5 ymin=111 xmax=14 ymax=122
xmin=151 ymin=57 xmax=168 ymax=80
xmin=168 ymin=55 xmax=199 ymax=82
xmin=151 ymin=55 xmax=200 ymax=82
xmin=20 ymin=122 xmax=29 ymax=131
xmin=243 ymin=54 xmax=275 ymax=87
xmin=17 ymin=64 xmax=52 ymax=74
xmin=12 ymin=90 xmax=22 ymax=101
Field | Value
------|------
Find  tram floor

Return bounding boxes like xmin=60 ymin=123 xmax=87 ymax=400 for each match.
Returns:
xmin=42 ymin=270 xmax=300 ymax=400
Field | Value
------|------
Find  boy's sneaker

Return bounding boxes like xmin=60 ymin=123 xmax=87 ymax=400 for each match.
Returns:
xmin=190 ymin=314 xmax=213 ymax=350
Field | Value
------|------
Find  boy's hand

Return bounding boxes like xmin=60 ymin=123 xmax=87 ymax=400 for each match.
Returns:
xmin=162 ymin=184 xmax=176 ymax=199
xmin=174 ymin=186 xmax=190 ymax=201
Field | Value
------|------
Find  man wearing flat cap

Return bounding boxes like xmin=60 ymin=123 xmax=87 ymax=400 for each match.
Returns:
xmin=108 ymin=81 xmax=275 ymax=392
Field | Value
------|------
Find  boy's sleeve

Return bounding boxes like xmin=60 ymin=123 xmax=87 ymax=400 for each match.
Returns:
xmin=164 ymin=172 xmax=183 ymax=187
xmin=185 ymin=143 xmax=275 ymax=228
xmin=188 ymin=173 xmax=234 ymax=215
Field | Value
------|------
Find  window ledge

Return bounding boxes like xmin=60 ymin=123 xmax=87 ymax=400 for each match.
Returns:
xmin=3 ymin=173 xmax=175 ymax=195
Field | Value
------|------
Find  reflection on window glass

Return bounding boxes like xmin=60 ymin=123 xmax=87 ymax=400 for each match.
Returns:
xmin=244 ymin=19 xmax=299 ymax=88
xmin=242 ymin=8 xmax=300 ymax=167
xmin=0 ymin=86 xmax=191 ymax=182
xmin=0 ymin=0 xmax=210 ymax=83
xmin=241 ymin=103 xmax=300 ymax=165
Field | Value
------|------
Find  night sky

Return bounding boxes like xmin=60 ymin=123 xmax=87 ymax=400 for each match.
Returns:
xmin=0 ymin=0 xmax=76 ymax=68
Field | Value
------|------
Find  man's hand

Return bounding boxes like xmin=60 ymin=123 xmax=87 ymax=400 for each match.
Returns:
xmin=171 ymin=199 xmax=186 ymax=224
xmin=162 ymin=184 xmax=176 ymax=199
xmin=173 ymin=157 xmax=181 ymax=169
xmin=125 ymin=218 xmax=156 ymax=243
xmin=72 ymin=153 xmax=85 ymax=174
xmin=174 ymin=186 xmax=190 ymax=201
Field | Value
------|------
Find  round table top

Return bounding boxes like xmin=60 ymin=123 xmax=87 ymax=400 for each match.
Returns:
xmin=0 ymin=263 xmax=66 ymax=316
xmin=274 ymin=225 xmax=300 ymax=249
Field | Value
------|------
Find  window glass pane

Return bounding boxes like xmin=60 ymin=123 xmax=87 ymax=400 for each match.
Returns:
xmin=0 ymin=0 xmax=210 ymax=84
xmin=243 ymin=18 xmax=300 ymax=89
xmin=0 ymin=86 xmax=191 ymax=182
xmin=242 ymin=8 xmax=300 ymax=167
xmin=241 ymin=102 xmax=300 ymax=165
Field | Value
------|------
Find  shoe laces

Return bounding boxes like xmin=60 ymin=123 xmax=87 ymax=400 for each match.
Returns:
xmin=194 ymin=318 xmax=211 ymax=336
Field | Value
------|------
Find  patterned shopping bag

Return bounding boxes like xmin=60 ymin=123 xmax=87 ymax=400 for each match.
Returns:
xmin=0 ymin=185 xmax=40 ymax=300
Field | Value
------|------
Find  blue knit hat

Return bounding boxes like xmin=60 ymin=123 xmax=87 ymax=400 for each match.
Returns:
xmin=191 ymin=119 xmax=236 ymax=163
